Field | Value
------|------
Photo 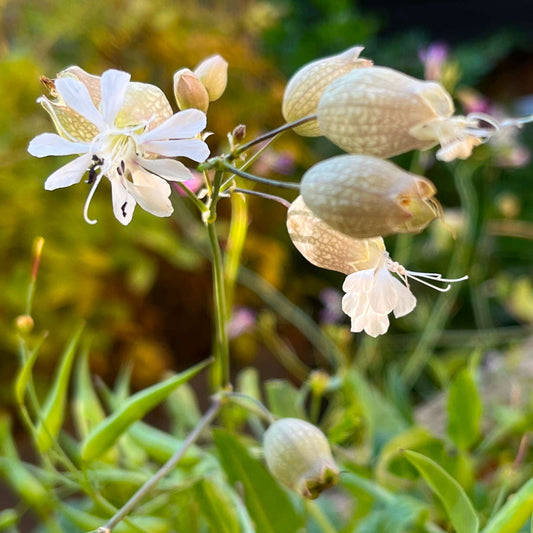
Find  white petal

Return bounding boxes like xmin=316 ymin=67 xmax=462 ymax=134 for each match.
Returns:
xmin=369 ymin=267 xmax=398 ymax=314
xmin=363 ymin=311 xmax=390 ymax=337
xmin=124 ymin=181 xmax=173 ymax=217
xmin=136 ymin=157 xmax=193 ymax=181
xmin=142 ymin=139 xmax=210 ymax=162
xmin=110 ymin=179 xmax=135 ymax=225
xmin=28 ymin=133 xmax=89 ymax=157
xmin=140 ymin=108 xmax=207 ymax=142
xmin=131 ymin=167 xmax=171 ymax=195
xmin=342 ymin=291 xmax=368 ymax=318
xmin=55 ymin=77 xmax=106 ymax=131
xmin=391 ymin=278 xmax=417 ymax=318
xmin=44 ymin=153 xmax=93 ymax=190
xmin=100 ymin=69 xmax=131 ymax=125
xmin=342 ymin=269 xmax=375 ymax=293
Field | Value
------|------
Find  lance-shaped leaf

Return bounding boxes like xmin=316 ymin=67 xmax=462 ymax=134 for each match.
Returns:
xmin=214 ymin=429 xmax=303 ymax=533
xmin=482 ymin=478 xmax=533 ymax=533
xmin=73 ymin=344 xmax=106 ymax=439
xmin=404 ymin=450 xmax=479 ymax=533
xmin=81 ymin=358 xmax=211 ymax=462
xmin=15 ymin=331 xmax=48 ymax=406
xmin=194 ymin=478 xmax=240 ymax=533
xmin=35 ymin=324 xmax=84 ymax=452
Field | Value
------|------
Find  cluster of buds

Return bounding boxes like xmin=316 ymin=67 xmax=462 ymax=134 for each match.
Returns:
xmin=173 ymin=55 xmax=228 ymax=113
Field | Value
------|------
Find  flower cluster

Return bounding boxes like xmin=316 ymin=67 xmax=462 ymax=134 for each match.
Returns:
xmin=281 ymin=46 xmax=530 ymax=335
xmin=28 ymin=56 xmax=228 ymax=225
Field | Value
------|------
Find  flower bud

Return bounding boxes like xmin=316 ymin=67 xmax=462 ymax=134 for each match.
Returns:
xmin=282 ymin=46 xmax=372 ymax=137
xmin=194 ymin=54 xmax=228 ymax=102
xmin=287 ymin=195 xmax=385 ymax=274
xmin=301 ymin=155 xmax=440 ymax=238
xmin=15 ymin=315 xmax=34 ymax=335
xmin=173 ymin=68 xmax=210 ymax=112
xmin=317 ymin=66 xmax=454 ymax=158
xmin=263 ymin=418 xmax=340 ymax=499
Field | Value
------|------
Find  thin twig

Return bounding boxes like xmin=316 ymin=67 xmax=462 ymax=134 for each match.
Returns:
xmin=233 ymin=187 xmax=291 ymax=208
xmin=98 ymin=398 xmax=222 ymax=532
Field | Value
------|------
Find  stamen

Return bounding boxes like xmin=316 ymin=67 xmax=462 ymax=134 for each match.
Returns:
xmin=83 ymin=173 xmax=103 ymax=225
xmin=405 ymin=270 xmax=469 ymax=292
xmin=121 ymin=202 xmax=128 ymax=218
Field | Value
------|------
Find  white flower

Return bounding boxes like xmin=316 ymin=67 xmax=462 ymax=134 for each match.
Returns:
xmin=342 ymin=252 xmax=467 ymax=337
xmin=28 ymin=68 xmax=210 ymax=225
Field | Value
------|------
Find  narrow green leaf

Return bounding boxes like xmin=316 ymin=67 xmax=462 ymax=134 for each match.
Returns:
xmin=213 ymin=429 xmax=303 ymax=533
xmin=482 ymin=478 xmax=533 ymax=533
xmin=0 ymin=509 xmax=18 ymax=530
xmin=73 ymin=344 xmax=105 ymax=439
xmin=15 ymin=331 xmax=48 ymax=406
xmin=0 ymin=417 xmax=49 ymax=512
xmin=447 ymin=368 xmax=482 ymax=450
xmin=404 ymin=449 xmax=479 ymax=533
xmin=265 ymin=379 xmax=305 ymax=418
xmin=194 ymin=478 xmax=240 ymax=533
xmin=127 ymin=420 xmax=202 ymax=465
xmin=59 ymin=503 xmax=169 ymax=533
xmin=35 ymin=324 xmax=84 ymax=452
xmin=81 ymin=358 xmax=211 ymax=462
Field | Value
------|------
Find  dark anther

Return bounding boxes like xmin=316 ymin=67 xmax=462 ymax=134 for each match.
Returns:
xmin=121 ymin=202 xmax=128 ymax=217
xmin=117 ymin=166 xmax=123 ymax=176
xmin=120 ymin=160 xmax=125 ymax=172
xmin=87 ymin=168 xmax=97 ymax=185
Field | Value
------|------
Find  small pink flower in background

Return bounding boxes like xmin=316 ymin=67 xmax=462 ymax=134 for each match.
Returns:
xmin=228 ymin=307 xmax=256 ymax=339
xmin=318 ymin=288 xmax=343 ymax=325
xmin=173 ymin=172 xmax=205 ymax=196
xmin=252 ymin=149 xmax=295 ymax=177
xmin=418 ymin=42 xmax=449 ymax=81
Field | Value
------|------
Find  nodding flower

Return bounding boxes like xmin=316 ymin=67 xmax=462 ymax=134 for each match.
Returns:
xmin=287 ymin=196 xmax=467 ymax=337
xmin=317 ymin=65 xmax=533 ymax=161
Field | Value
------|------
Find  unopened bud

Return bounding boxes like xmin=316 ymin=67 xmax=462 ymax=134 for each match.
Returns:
xmin=263 ymin=418 xmax=340 ymax=499
xmin=194 ymin=54 xmax=228 ymax=102
xmin=287 ymin=195 xmax=385 ymax=274
xmin=301 ymin=155 xmax=440 ymax=238
xmin=283 ymin=46 xmax=372 ymax=137
xmin=232 ymin=124 xmax=246 ymax=142
xmin=15 ymin=315 xmax=34 ymax=334
xmin=173 ymin=68 xmax=209 ymax=112
xmin=317 ymin=66 xmax=454 ymax=158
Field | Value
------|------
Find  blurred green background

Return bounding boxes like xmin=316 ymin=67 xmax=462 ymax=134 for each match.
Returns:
xmin=1 ymin=0 xmax=533 ymax=428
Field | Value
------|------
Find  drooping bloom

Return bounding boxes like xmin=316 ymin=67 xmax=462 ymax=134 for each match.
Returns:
xmin=28 ymin=67 xmax=210 ymax=225
xmin=300 ymin=154 xmax=440 ymax=238
xmin=263 ymin=418 xmax=340 ymax=499
xmin=317 ymin=65 xmax=531 ymax=162
xmin=282 ymin=46 xmax=372 ymax=136
xmin=287 ymin=196 xmax=467 ymax=336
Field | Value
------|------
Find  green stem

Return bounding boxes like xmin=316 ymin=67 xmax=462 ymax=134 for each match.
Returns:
xmin=99 ymin=398 xmax=222 ymax=532
xmin=232 ymin=115 xmax=317 ymax=157
xmin=305 ymin=499 xmax=337 ymax=533
xmin=222 ymin=161 xmax=300 ymax=190
xmin=207 ymin=222 xmax=230 ymax=390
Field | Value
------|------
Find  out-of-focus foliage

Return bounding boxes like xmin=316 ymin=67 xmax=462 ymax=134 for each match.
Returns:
xmin=2 ymin=0 xmax=533 ymax=530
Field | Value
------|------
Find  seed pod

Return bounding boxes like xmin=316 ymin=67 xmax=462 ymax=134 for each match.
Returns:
xmin=263 ymin=418 xmax=340 ymax=499
xmin=301 ymin=155 xmax=440 ymax=238
xmin=317 ymin=66 xmax=454 ymax=158
xmin=194 ymin=54 xmax=228 ymax=101
xmin=287 ymin=195 xmax=385 ymax=274
xmin=282 ymin=46 xmax=372 ymax=137
xmin=173 ymin=68 xmax=210 ymax=112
